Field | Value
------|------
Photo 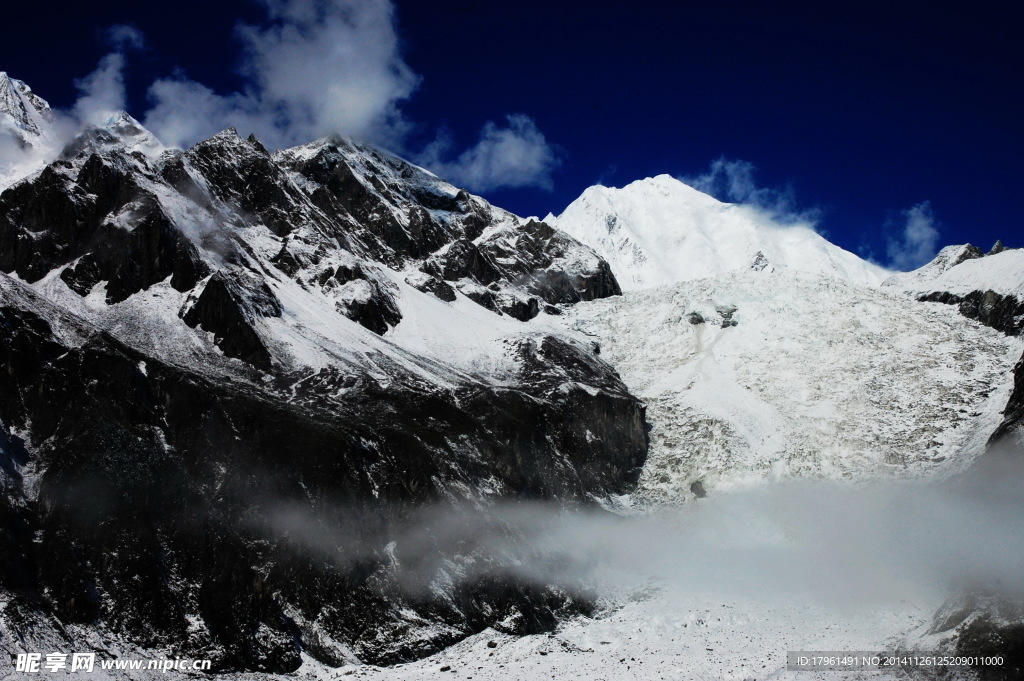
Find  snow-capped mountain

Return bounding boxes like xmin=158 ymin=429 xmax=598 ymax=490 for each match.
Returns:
xmin=532 ymin=180 xmax=1024 ymax=681
xmin=890 ymin=244 xmax=1024 ymax=300
xmin=546 ymin=174 xmax=889 ymax=290
xmin=0 ymin=78 xmax=641 ymax=673
xmin=882 ymin=243 xmax=985 ymax=289
xmin=541 ymin=175 xmax=1023 ymax=502
xmin=887 ymin=243 xmax=1024 ymax=442
xmin=0 ymin=71 xmax=54 ymax=143
xmin=0 ymin=71 xmax=60 ymax=189
xmin=61 ymin=110 xmax=166 ymax=159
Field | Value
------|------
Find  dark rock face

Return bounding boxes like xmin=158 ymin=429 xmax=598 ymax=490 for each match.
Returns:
xmin=334 ymin=277 xmax=402 ymax=335
xmin=317 ymin=263 xmax=402 ymax=335
xmin=957 ymin=617 xmax=1024 ymax=680
xmin=1 ymin=131 xmax=621 ymax=341
xmin=994 ymin=355 xmax=1024 ymax=441
xmin=0 ymin=152 xmax=210 ymax=302
xmin=928 ymin=590 xmax=1024 ymax=681
xmin=717 ymin=305 xmax=739 ymax=328
xmin=425 ymin=239 xmax=501 ymax=285
xmin=0 ymin=288 xmax=645 ymax=670
xmin=918 ymin=290 xmax=1024 ymax=337
xmin=495 ymin=293 xmax=540 ymax=321
xmin=183 ymin=129 xmax=308 ymax=238
xmin=476 ymin=220 xmax=622 ymax=304
xmin=181 ymin=271 xmax=282 ymax=369
xmin=955 ymin=243 xmax=986 ymax=266
xmin=404 ymin=272 xmax=457 ymax=302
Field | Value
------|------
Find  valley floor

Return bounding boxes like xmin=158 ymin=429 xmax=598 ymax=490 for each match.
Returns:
xmin=288 ymin=591 xmax=932 ymax=681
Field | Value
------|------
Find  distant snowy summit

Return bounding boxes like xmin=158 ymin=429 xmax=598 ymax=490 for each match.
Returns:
xmin=1 ymin=71 xmax=170 ymax=189
xmin=0 ymin=70 xmax=54 ymax=144
xmin=884 ymin=241 xmax=1024 ymax=298
xmin=546 ymin=174 xmax=889 ymax=290
xmin=59 ymin=110 xmax=166 ymax=159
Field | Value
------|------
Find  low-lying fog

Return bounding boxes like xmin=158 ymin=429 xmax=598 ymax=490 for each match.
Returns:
xmin=266 ymin=440 xmax=1024 ymax=608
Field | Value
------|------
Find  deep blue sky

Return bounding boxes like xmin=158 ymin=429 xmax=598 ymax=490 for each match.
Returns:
xmin=2 ymin=1 xmax=1021 ymax=265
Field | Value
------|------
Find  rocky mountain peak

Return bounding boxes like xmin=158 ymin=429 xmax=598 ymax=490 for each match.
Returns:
xmin=59 ymin=110 xmax=165 ymax=160
xmin=882 ymin=243 xmax=985 ymax=289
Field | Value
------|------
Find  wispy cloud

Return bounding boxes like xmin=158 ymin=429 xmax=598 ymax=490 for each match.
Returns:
xmin=886 ymin=200 xmax=941 ymax=271
xmin=684 ymin=157 xmax=821 ymax=225
xmin=114 ymin=1 xmax=560 ymax=192
xmin=70 ymin=24 xmax=150 ymax=127
xmin=143 ymin=0 xmax=419 ymax=149
xmin=71 ymin=54 xmax=130 ymax=126
xmin=3 ymin=0 xmax=562 ymax=194
xmin=106 ymin=24 xmax=145 ymax=51
xmin=418 ymin=114 xmax=561 ymax=192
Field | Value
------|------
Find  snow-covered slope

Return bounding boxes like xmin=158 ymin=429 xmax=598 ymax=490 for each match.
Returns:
xmin=299 ymin=593 xmax=925 ymax=681
xmin=547 ymin=174 xmax=889 ymax=290
xmin=0 ymin=71 xmax=54 ymax=141
xmin=549 ymin=268 xmax=1023 ymax=504
xmin=0 ymin=71 xmax=60 ymax=189
xmin=882 ymin=243 xmax=984 ymax=290
xmin=895 ymin=247 xmax=1024 ymax=299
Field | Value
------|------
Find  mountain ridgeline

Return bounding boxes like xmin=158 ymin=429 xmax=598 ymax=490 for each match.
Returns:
xmin=0 ymin=84 xmax=641 ymax=672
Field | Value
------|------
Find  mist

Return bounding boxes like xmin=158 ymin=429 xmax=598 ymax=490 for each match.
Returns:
xmin=263 ymin=439 xmax=1024 ymax=610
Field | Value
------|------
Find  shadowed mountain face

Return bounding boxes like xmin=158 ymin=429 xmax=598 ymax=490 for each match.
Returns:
xmin=0 ymin=111 xmax=642 ymax=671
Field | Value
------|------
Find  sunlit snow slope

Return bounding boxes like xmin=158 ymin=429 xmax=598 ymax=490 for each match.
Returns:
xmin=546 ymin=174 xmax=889 ymax=290
xmin=553 ymin=269 xmax=1022 ymax=504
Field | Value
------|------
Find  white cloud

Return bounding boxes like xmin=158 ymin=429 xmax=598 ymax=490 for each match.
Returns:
xmin=143 ymin=78 xmax=265 ymax=149
xmin=684 ymin=157 xmax=820 ymax=225
xmin=71 ymin=53 xmax=129 ymax=126
xmin=64 ymin=24 xmax=146 ymax=129
xmin=886 ymin=201 xmax=940 ymax=271
xmin=418 ymin=114 xmax=561 ymax=192
xmin=6 ymin=0 xmax=563 ymax=195
xmin=143 ymin=0 xmax=420 ymax=149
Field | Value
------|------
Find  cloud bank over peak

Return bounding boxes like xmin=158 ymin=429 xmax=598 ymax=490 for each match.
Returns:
xmin=684 ymin=156 xmax=821 ymax=226
xmin=143 ymin=0 xmax=420 ymax=150
xmin=417 ymin=114 xmax=562 ymax=193
xmin=72 ymin=53 xmax=131 ymax=127
xmin=3 ymin=0 xmax=561 ymax=195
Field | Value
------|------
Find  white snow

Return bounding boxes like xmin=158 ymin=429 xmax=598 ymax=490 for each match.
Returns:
xmin=547 ymin=175 xmax=889 ymax=290
xmin=546 ymin=269 xmax=1021 ymax=504
xmin=0 ymin=71 xmax=54 ymax=138
xmin=900 ymin=248 xmax=1024 ymax=299
xmin=289 ymin=593 xmax=926 ymax=681
xmin=882 ymin=244 xmax=982 ymax=290
xmin=0 ymin=71 xmax=61 ymax=190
